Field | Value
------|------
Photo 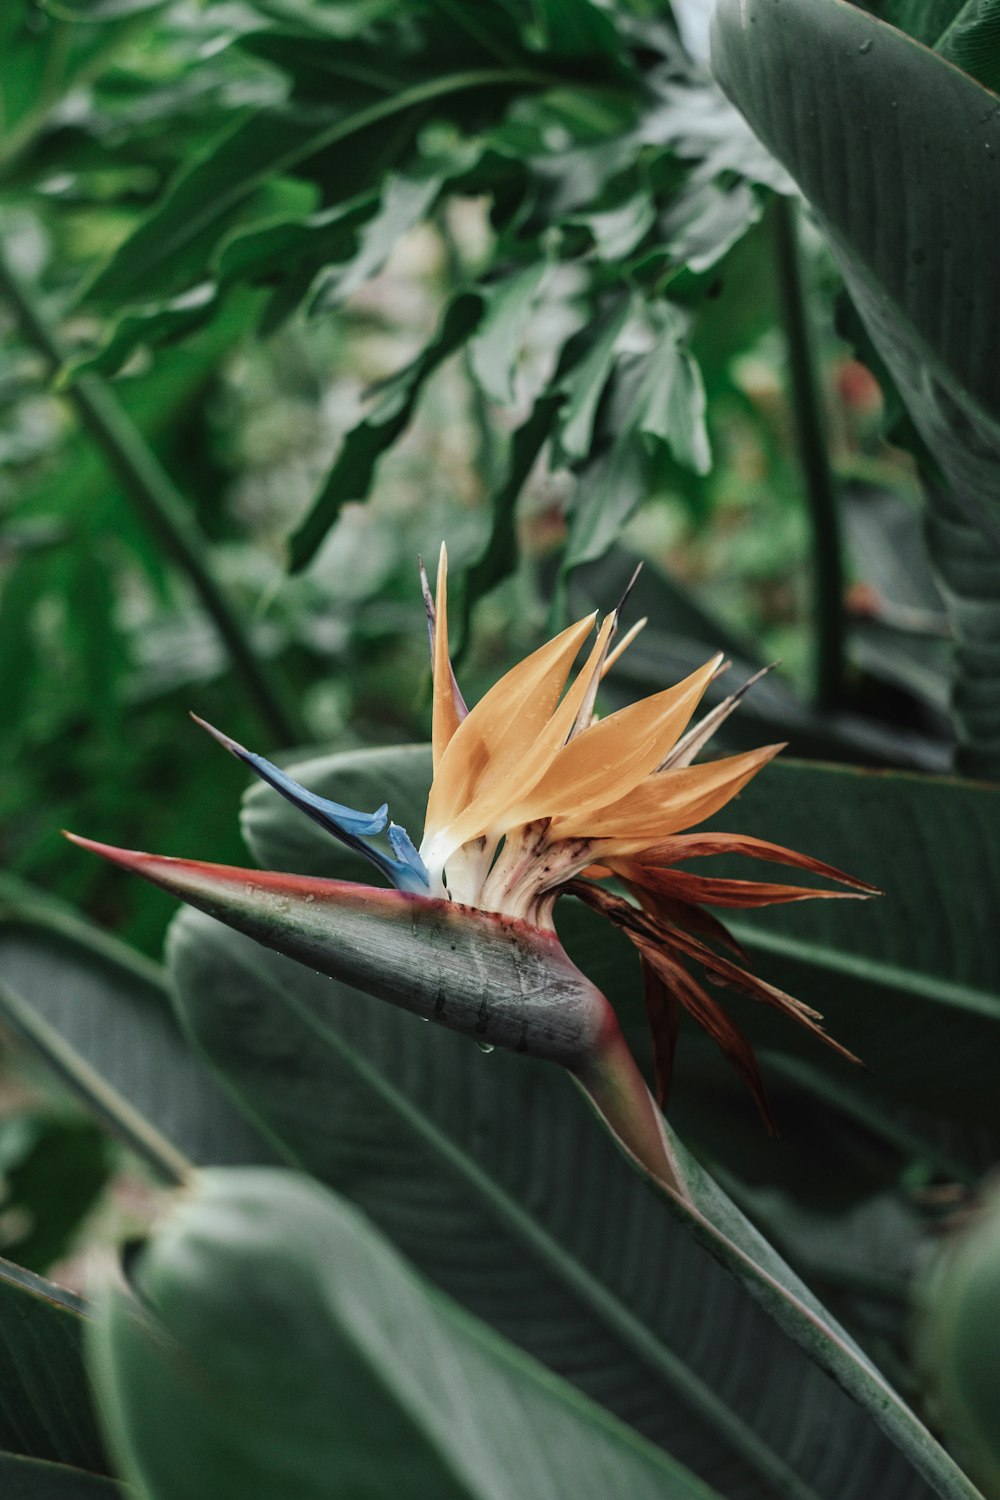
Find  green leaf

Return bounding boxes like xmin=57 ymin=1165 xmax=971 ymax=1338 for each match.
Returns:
xmin=0 ymin=1455 xmax=121 ymax=1499
xmin=460 ymin=392 xmax=562 ymax=628
xmin=0 ymin=1117 xmax=110 ymax=1273
xmin=61 ymin=285 xmax=220 ymax=383
xmin=0 ymin=6 xmax=153 ymax=168
xmin=0 ymin=1258 xmax=110 ymax=1477
xmin=158 ymin=744 xmax=982 ymax=1499
xmin=857 ymin=0 xmax=961 ymax=45
xmin=561 ymin=307 xmax=710 ymax=578
xmin=212 ymin=197 xmax=372 ymax=290
xmin=43 ymin=0 xmax=168 ymax=17
xmin=0 ymin=891 xmax=272 ymax=1168
xmin=569 ymin=188 xmax=656 ymax=259
xmin=563 ymin=433 xmax=650 ymax=573
xmin=309 ymin=170 xmax=443 ymax=310
xmin=703 ymin=760 xmax=1000 ymax=1127
xmin=82 ymin=68 xmax=547 ymax=310
xmin=936 ymin=1 xmax=1000 ymax=92
xmin=555 ymin=295 xmax=632 ymax=462
xmin=525 ymin=0 xmax=627 ymax=63
xmin=18 ymin=295 xmax=260 ymax=589
xmin=168 ymin=910 xmax=974 ymax=1500
xmin=89 ymin=1167 xmax=721 ymax=1500
xmin=468 ymin=262 xmax=551 ymax=407
xmin=659 ymin=177 xmax=762 ymax=276
xmin=287 ymin=291 xmax=484 ymax=572
xmin=915 ymin=1184 xmax=1000 ymax=1496
xmin=628 ymin=307 xmax=711 ymax=474
xmin=711 ymin=0 xmax=1000 ymax=774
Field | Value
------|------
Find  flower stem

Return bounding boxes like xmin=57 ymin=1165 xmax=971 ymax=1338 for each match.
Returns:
xmin=773 ymin=196 xmax=846 ymax=712
xmin=0 ymin=248 xmax=303 ymax=748
xmin=573 ymin=1023 xmax=686 ymax=1200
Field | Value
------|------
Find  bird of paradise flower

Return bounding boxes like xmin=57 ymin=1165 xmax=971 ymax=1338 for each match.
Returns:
xmin=68 ymin=546 xmax=874 ymax=1196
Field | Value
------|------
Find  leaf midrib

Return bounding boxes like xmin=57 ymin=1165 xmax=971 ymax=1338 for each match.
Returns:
xmin=729 ymin=922 xmax=1000 ymax=1018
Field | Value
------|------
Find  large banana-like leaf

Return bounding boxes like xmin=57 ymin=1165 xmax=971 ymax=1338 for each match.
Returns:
xmin=151 ymin=742 xmax=988 ymax=1499
xmin=0 ymin=1456 xmax=121 ymax=1499
xmin=167 ymin=911 xmax=973 ymax=1500
xmin=0 ymin=887 xmax=272 ymax=1168
xmin=0 ymin=1259 xmax=110 ymax=1481
xmin=89 ymin=1167 xmax=722 ymax=1500
xmin=170 ymin=912 xmax=953 ymax=1500
xmin=711 ymin=0 xmax=1000 ymax=776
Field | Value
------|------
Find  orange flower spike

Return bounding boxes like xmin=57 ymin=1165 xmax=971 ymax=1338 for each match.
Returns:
xmin=511 ymin=654 xmax=724 ymax=831
xmin=560 ymin=742 xmax=783 ymax=845
xmin=430 ymin=544 xmax=464 ymax=770
xmin=421 ymin=609 xmax=598 ymax=877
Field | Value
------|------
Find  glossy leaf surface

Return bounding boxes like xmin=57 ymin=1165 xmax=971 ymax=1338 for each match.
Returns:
xmin=0 ymin=1259 xmax=109 ymax=1478
xmin=168 ymin=910 xmax=971 ymax=1500
xmin=0 ymin=889 xmax=271 ymax=1167
xmin=89 ymin=1167 xmax=720 ymax=1500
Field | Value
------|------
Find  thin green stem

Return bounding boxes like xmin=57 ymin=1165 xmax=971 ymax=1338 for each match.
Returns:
xmin=573 ymin=1025 xmax=685 ymax=1199
xmin=0 ymin=980 xmax=192 ymax=1187
xmin=0 ymin=249 xmax=302 ymax=746
xmin=773 ymin=196 xmax=846 ymax=711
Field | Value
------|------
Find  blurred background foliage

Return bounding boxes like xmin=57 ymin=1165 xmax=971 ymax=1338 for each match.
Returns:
xmin=0 ymin=0 xmax=951 ymax=956
xmin=0 ymin=0 xmax=992 ymax=1470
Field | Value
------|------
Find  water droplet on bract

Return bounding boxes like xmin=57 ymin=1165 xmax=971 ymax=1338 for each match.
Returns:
xmin=476 ymin=1041 xmax=495 ymax=1054
xmin=858 ymin=38 xmax=873 ymax=54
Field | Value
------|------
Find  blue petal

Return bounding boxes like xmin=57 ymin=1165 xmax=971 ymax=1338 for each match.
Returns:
xmin=387 ymin=822 xmax=431 ymax=892
xmin=237 ymin=748 xmax=388 ymax=840
xmin=193 ymin=716 xmax=426 ymax=894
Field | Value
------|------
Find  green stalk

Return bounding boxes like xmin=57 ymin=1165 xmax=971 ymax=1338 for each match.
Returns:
xmin=0 ymin=980 xmax=192 ymax=1187
xmin=0 ymin=250 xmax=302 ymax=746
xmin=773 ymin=196 xmax=846 ymax=711
xmin=573 ymin=1026 xmax=685 ymax=1200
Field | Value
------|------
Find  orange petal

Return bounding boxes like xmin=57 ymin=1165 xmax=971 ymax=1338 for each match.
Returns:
xmin=516 ymin=655 xmax=723 ymax=830
xmin=423 ymin=609 xmax=597 ymax=852
xmin=640 ymin=957 xmax=681 ymax=1109
xmin=631 ymin=882 xmax=746 ymax=958
xmin=559 ymin=743 xmax=783 ymax=844
xmin=619 ymin=868 xmax=871 ymax=909
xmin=658 ymin=664 xmax=773 ymax=771
xmin=601 ymin=616 xmax=647 ymax=677
xmin=627 ymin=831 xmax=880 ymax=894
xmin=636 ymin=935 xmax=777 ymax=1133
xmin=666 ymin=926 xmax=863 ymax=1068
xmin=431 ymin=544 xmax=464 ymax=770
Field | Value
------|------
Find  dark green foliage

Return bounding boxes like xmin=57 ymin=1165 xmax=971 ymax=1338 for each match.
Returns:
xmin=0 ymin=2 xmax=997 ymax=1497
